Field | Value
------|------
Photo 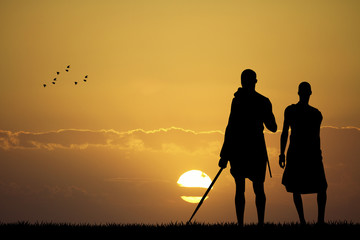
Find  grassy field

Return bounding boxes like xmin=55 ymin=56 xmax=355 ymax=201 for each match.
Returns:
xmin=0 ymin=221 xmax=358 ymax=238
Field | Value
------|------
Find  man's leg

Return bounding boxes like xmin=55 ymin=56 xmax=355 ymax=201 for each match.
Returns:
xmin=234 ymin=177 xmax=245 ymax=226
xmin=317 ymin=190 xmax=327 ymax=224
xmin=253 ymin=181 xmax=266 ymax=226
xmin=293 ymin=193 xmax=306 ymax=224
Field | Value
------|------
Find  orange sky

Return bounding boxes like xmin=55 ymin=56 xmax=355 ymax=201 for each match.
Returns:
xmin=0 ymin=0 xmax=359 ymax=224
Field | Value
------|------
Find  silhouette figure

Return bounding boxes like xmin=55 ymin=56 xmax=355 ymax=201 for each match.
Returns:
xmin=279 ymin=82 xmax=327 ymax=224
xmin=219 ymin=69 xmax=277 ymax=226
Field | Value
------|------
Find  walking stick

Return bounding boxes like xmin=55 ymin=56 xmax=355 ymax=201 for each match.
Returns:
xmin=187 ymin=167 xmax=224 ymax=224
xmin=267 ymin=159 xmax=272 ymax=178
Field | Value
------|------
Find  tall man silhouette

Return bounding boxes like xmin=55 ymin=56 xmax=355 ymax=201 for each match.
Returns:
xmin=279 ymin=82 xmax=327 ymax=224
xmin=219 ymin=69 xmax=277 ymax=226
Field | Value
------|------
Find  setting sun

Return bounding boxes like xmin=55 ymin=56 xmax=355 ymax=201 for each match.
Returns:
xmin=177 ymin=170 xmax=212 ymax=203
xmin=177 ymin=170 xmax=212 ymax=188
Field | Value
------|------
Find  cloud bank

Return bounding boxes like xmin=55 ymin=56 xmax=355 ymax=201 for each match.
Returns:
xmin=0 ymin=126 xmax=359 ymax=223
xmin=0 ymin=127 xmax=223 ymax=152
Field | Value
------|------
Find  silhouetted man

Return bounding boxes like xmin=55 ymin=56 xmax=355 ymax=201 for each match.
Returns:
xmin=279 ymin=82 xmax=327 ymax=224
xmin=219 ymin=69 xmax=277 ymax=226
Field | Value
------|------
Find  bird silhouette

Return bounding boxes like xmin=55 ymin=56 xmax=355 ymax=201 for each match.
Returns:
xmin=45 ymin=66 xmax=90 ymax=88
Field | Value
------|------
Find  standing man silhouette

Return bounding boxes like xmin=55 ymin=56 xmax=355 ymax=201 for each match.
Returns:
xmin=219 ymin=69 xmax=277 ymax=226
xmin=279 ymin=82 xmax=328 ymax=224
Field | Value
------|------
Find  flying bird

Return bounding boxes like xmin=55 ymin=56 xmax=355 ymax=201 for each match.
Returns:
xmin=57 ymin=72 xmax=60 ymax=75
xmin=52 ymin=82 xmax=56 ymax=84
xmin=83 ymin=79 xmax=87 ymax=82
xmin=74 ymin=82 xmax=78 ymax=85
xmin=67 ymin=65 xmax=70 ymax=68
xmin=43 ymin=84 xmax=46 ymax=87
xmin=53 ymin=78 xmax=56 ymax=81
xmin=84 ymin=75 xmax=88 ymax=78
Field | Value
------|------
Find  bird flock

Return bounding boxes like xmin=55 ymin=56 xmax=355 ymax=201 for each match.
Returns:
xmin=43 ymin=65 xmax=88 ymax=87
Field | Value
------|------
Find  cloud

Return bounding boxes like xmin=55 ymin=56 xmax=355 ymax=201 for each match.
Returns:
xmin=0 ymin=126 xmax=359 ymax=223
xmin=2 ymin=126 xmax=356 ymax=150
xmin=0 ymin=127 xmax=224 ymax=156
xmin=1 ymin=126 xmax=359 ymax=171
xmin=0 ymin=129 xmax=119 ymax=150
xmin=1 ymin=126 xmax=358 ymax=178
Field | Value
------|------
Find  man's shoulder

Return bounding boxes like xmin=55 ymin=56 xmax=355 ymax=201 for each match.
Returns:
xmin=285 ymin=104 xmax=297 ymax=110
xmin=285 ymin=104 xmax=322 ymax=117
xmin=254 ymin=91 xmax=271 ymax=103
xmin=308 ymin=105 xmax=322 ymax=118
xmin=308 ymin=105 xmax=320 ymax=112
xmin=284 ymin=104 xmax=297 ymax=115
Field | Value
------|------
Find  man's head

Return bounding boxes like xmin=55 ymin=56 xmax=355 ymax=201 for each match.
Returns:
xmin=298 ymin=81 xmax=312 ymax=104
xmin=241 ymin=69 xmax=257 ymax=90
xmin=298 ymin=82 xmax=312 ymax=96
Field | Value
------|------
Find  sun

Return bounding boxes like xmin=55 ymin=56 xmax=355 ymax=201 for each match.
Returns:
xmin=177 ymin=170 xmax=212 ymax=203
xmin=177 ymin=170 xmax=212 ymax=188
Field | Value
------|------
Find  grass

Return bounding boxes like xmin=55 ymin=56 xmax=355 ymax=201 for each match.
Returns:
xmin=0 ymin=221 xmax=358 ymax=238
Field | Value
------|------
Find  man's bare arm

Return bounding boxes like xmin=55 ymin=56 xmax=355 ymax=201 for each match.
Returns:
xmin=264 ymin=100 xmax=277 ymax=133
xmin=279 ymin=110 xmax=290 ymax=168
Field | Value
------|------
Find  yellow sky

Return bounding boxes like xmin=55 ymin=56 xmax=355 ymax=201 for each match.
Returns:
xmin=0 ymin=0 xmax=359 ymax=224
xmin=0 ymin=0 xmax=359 ymax=131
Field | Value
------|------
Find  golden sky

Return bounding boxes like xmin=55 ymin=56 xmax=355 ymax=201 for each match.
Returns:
xmin=0 ymin=0 xmax=359 ymax=224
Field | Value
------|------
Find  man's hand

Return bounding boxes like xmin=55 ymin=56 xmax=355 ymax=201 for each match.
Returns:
xmin=218 ymin=158 xmax=228 ymax=169
xmin=279 ymin=154 xmax=286 ymax=168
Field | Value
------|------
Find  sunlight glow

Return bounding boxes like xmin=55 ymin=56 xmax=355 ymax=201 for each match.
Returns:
xmin=177 ymin=170 xmax=212 ymax=203
xmin=180 ymin=196 xmax=208 ymax=204
xmin=177 ymin=170 xmax=212 ymax=188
